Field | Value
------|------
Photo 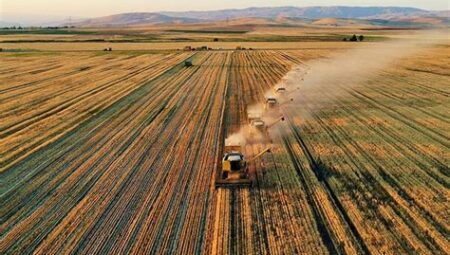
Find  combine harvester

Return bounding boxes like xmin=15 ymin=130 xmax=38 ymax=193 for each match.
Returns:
xmin=264 ymin=96 xmax=293 ymax=113
xmin=248 ymin=112 xmax=265 ymax=131
xmin=249 ymin=116 xmax=285 ymax=139
xmin=215 ymin=88 xmax=288 ymax=188
xmin=276 ymin=85 xmax=300 ymax=100
xmin=215 ymin=116 xmax=285 ymax=188
xmin=248 ymin=109 xmax=285 ymax=136
xmin=215 ymin=141 xmax=272 ymax=188
xmin=266 ymin=88 xmax=297 ymax=111
xmin=250 ymin=118 xmax=266 ymax=131
xmin=265 ymin=93 xmax=294 ymax=108
xmin=275 ymin=86 xmax=287 ymax=94
xmin=265 ymin=97 xmax=278 ymax=109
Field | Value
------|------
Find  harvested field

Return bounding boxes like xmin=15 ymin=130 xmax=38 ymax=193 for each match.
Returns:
xmin=0 ymin=41 xmax=449 ymax=255
xmin=208 ymin=45 xmax=449 ymax=255
xmin=0 ymin=41 xmax=359 ymax=51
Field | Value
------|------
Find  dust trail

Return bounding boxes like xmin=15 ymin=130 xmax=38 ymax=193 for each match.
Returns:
xmin=225 ymin=30 xmax=447 ymax=145
xmin=225 ymin=124 xmax=266 ymax=146
xmin=225 ymin=119 xmax=270 ymax=146
xmin=258 ymin=30 xmax=450 ymax=137
xmin=225 ymin=129 xmax=246 ymax=147
xmin=278 ymin=30 xmax=449 ymax=117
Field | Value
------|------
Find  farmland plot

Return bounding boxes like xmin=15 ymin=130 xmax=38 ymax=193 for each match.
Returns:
xmin=209 ymin=46 xmax=449 ymax=254
xmin=1 ymin=50 xmax=327 ymax=254
xmin=280 ymin=47 xmax=449 ymax=254
xmin=1 ymin=51 xmax=233 ymax=254
xmin=209 ymin=50 xmax=363 ymax=255
xmin=0 ymin=46 xmax=448 ymax=255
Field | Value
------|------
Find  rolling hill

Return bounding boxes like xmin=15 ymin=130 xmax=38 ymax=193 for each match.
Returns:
xmin=67 ymin=6 xmax=448 ymax=27
xmin=161 ymin=6 xmax=432 ymax=20
xmin=71 ymin=13 xmax=203 ymax=27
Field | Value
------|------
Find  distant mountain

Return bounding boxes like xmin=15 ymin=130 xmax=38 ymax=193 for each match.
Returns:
xmin=71 ymin=13 xmax=203 ymax=27
xmin=434 ymin=10 xmax=450 ymax=18
xmin=66 ymin=6 xmax=448 ymax=27
xmin=161 ymin=6 xmax=433 ymax=20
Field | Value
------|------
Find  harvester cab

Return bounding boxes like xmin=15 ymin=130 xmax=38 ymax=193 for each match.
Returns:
xmin=216 ymin=143 xmax=251 ymax=188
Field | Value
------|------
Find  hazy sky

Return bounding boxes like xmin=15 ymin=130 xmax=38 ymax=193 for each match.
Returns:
xmin=1 ymin=0 xmax=448 ymax=18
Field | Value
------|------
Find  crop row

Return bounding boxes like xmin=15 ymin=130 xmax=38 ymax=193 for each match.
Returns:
xmin=279 ymin=48 xmax=449 ymax=254
xmin=208 ymin=46 xmax=448 ymax=255
xmin=1 ymin=51 xmax=231 ymax=254
xmin=209 ymin=50 xmax=340 ymax=254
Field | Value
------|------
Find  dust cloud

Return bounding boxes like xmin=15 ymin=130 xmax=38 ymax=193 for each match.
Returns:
xmin=225 ymin=130 xmax=246 ymax=147
xmin=279 ymin=30 xmax=448 ymax=114
xmin=224 ymin=30 xmax=447 ymax=145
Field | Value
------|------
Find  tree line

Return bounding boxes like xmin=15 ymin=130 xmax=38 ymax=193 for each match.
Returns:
xmin=343 ymin=34 xmax=365 ymax=42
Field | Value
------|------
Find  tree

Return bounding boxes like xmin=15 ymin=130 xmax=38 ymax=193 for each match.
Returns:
xmin=213 ymin=38 xmax=219 ymax=42
xmin=342 ymin=38 xmax=348 ymax=41
xmin=350 ymin=34 xmax=358 ymax=42
xmin=359 ymin=35 xmax=365 ymax=41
